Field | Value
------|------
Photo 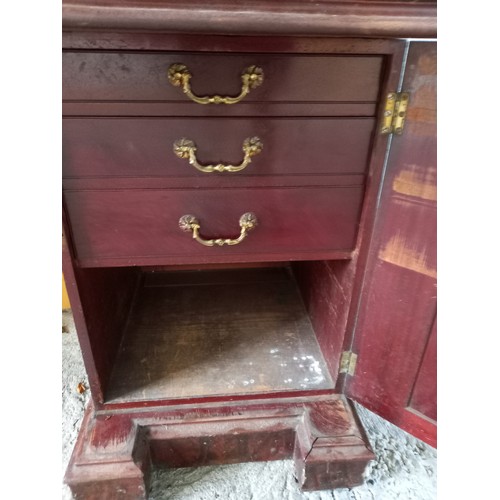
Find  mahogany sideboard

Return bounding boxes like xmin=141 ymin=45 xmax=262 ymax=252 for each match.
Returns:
xmin=62 ymin=1 xmax=437 ymax=497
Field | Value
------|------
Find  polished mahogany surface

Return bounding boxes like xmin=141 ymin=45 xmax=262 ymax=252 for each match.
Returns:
xmin=63 ymin=52 xmax=383 ymax=103
xmin=65 ymin=185 xmax=365 ymax=266
xmin=63 ymin=118 xmax=375 ymax=179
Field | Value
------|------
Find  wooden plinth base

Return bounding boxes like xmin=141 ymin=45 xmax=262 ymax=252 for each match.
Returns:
xmin=65 ymin=395 xmax=374 ymax=499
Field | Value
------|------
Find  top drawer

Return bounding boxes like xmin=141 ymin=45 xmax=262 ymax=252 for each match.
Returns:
xmin=62 ymin=52 xmax=383 ymax=104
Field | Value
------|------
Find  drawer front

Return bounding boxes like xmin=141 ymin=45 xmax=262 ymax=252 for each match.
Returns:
xmin=63 ymin=52 xmax=383 ymax=103
xmin=65 ymin=187 xmax=364 ymax=265
xmin=62 ymin=117 xmax=375 ymax=179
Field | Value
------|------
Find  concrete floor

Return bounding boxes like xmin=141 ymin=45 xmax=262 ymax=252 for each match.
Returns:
xmin=62 ymin=311 xmax=436 ymax=499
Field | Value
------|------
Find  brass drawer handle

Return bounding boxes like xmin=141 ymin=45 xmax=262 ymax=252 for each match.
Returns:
xmin=168 ymin=64 xmax=264 ymax=104
xmin=179 ymin=213 xmax=258 ymax=247
xmin=173 ymin=137 xmax=263 ymax=173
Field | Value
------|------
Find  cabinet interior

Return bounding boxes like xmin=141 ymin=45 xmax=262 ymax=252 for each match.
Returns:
xmin=74 ymin=260 xmax=352 ymax=406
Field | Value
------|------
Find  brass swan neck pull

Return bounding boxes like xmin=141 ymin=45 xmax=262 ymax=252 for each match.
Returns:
xmin=173 ymin=137 xmax=263 ymax=173
xmin=168 ymin=64 xmax=264 ymax=104
xmin=179 ymin=213 xmax=258 ymax=247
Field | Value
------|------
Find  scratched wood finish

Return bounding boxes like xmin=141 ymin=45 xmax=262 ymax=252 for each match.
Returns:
xmin=65 ymin=396 xmax=374 ymax=499
xmin=61 ymin=5 xmax=437 ymax=491
xmin=63 ymin=52 xmax=383 ymax=103
xmin=106 ymin=268 xmax=334 ymax=403
xmin=62 ymin=33 xmax=406 ymax=56
xmin=62 ymin=0 xmax=436 ymax=38
xmin=345 ymin=42 xmax=437 ymax=447
xmin=62 ymin=117 xmax=375 ymax=179
xmin=64 ymin=186 xmax=365 ymax=266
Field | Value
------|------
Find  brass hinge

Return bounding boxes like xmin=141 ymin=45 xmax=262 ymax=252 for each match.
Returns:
xmin=339 ymin=351 xmax=358 ymax=376
xmin=380 ymin=91 xmax=410 ymax=135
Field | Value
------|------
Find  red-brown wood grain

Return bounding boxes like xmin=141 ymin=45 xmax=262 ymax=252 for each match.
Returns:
xmin=62 ymin=0 xmax=436 ymax=38
xmin=63 ymin=101 xmax=377 ymax=118
xmin=293 ymin=43 xmax=407 ymax=398
xmin=62 ymin=117 xmax=375 ymax=179
xmin=62 ymin=33 xmax=406 ymax=55
xmin=61 ymin=7 xmax=437 ymax=492
xmin=64 ymin=186 xmax=365 ymax=266
xmin=62 ymin=174 xmax=365 ymax=191
xmin=63 ymin=51 xmax=383 ymax=103
xmin=62 ymin=225 xmax=140 ymax=405
xmin=65 ymin=396 xmax=374 ymax=498
xmin=409 ymin=316 xmax=437 ymax=421
xmin=293 ymin=261 xmax=352 ymax=385
xmin=349 ymin=263 xmax=436 ymax=405
xmin=345 ymin=41 xmax=437 ymax=447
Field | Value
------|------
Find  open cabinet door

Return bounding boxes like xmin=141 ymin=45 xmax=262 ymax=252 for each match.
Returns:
xmin=345 ymin=41 xmax=437 ymax=447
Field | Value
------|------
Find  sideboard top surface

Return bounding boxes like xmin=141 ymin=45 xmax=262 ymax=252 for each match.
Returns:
xmin=62 ymin=0 xmax=437 ymax=38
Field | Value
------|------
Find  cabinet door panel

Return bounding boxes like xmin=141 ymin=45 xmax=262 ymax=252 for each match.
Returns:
xmin=346 ymin=41 xmax=437 ymax=447
xmin=409 ymin=316 xmax=437 ymax=421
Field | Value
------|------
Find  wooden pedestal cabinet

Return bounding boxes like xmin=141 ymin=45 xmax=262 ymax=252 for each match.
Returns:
xmin=62 ymin=1 xmax=437 ymax=497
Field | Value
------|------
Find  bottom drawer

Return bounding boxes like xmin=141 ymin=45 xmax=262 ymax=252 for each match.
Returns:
xmin=64 ymin=186 xmax=364 ymax=266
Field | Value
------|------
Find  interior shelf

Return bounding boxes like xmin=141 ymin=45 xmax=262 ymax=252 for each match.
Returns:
xmin=106 ymin=266 xmax=335 ymax=403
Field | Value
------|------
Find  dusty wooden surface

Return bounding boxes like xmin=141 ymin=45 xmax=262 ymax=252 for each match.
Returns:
xmin=63 ymin=52 xmax=382 ymax=102
xmin=65 ymin=395 xmax=374 ymax=498
xmin=106 ymin=268 xmax=335 ymax=403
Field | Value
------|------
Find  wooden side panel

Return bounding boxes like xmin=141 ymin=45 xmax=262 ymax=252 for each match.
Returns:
xmin=293 ymin=260 xmax=352 ymax=384
xmin=346 ymin=42 xmax=437 ymax=447
xmin=63 ymin=211 xmax=141 ymax=405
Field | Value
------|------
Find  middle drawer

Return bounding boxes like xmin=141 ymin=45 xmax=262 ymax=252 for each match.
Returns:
xmin=62 ymin=117 xmax=375 ymax=178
